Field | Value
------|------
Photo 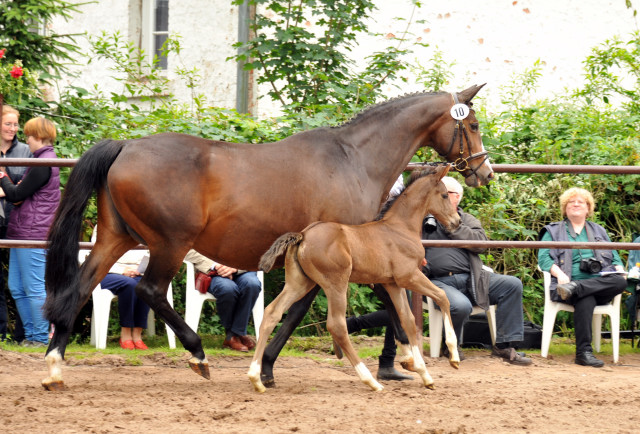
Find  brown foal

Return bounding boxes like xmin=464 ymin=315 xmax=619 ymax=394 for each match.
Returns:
xmin=249 ymin=165 xmax=461 ymax=392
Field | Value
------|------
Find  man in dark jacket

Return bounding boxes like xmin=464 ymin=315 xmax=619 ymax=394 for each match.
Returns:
xmin=424 ymin=176 xmax=531 ymax=366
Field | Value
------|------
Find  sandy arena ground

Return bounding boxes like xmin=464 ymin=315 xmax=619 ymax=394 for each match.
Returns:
xmin=2 ymin=345 xmax=640 ymax=433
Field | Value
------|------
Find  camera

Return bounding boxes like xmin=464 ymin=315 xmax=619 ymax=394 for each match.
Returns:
xmin=424 ymin=214 xmax=438 ymax=233
xmin=579 ymin=257 xmax=603 ymax=274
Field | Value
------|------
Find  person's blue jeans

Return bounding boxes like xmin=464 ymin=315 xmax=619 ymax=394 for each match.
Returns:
xmin=430 ymin=272 xmax=524 ymax=345
xmin=100 ymin=274 xmax=149 ymax=328
xmin=208 ymin=272 xmax=261 ymax=337
xmin=8 ymin=248 xmax=49 ymax=344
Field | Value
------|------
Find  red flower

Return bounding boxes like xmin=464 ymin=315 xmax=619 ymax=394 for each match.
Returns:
xmin=10 ymin=65 xmax=23 ymax=78
xmin=0 ymin=48 xmax=5 ymax=59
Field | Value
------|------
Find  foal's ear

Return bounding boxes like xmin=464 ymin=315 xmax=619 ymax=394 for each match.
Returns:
xmin=437 ymin=164 xmax=451 ymax=180
xmin=457 ymin=84 xmax=486 ymax=104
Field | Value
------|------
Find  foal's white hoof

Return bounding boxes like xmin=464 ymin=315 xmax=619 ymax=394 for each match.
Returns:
xmin=249 ymin=376 xmax=267 ymax=393
xmin=248 ymin=361 xmax=266 ymax=393
xmin=366 ymin=380 xmax=384 ymax=392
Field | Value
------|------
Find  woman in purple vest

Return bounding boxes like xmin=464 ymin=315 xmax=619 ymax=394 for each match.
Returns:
xmin=0 ymin=117 xmax=60 ymax=347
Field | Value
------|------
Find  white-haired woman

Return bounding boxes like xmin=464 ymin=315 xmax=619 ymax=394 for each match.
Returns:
xmin=538 ymin=187 xmax=626 ymax=367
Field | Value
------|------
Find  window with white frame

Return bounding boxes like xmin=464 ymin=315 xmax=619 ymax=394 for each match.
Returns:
xmin=141 ymin=0 xmax=169 ymax=69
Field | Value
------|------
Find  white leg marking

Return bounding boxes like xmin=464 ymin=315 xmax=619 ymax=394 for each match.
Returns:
xmin=188 ymin=355 xmax=208 ymax=365
xmin=411 ymin=345 xmax=434 ymax=387
xmin=43 ymin=348 xmax=63 ymax=384
xmin=248 ymin=360 xmax=266 ymax=393
xmin=397 ymin=342 xmax=415 ymax=372
xmin=355 ymin=362 xmax=383 ymax=392
xmin=443 ymin=319 xmax=460 ymax=365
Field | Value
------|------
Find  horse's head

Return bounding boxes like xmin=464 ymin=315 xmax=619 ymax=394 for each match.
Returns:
xmin=432 ymin=84 xmax=494 ymax=187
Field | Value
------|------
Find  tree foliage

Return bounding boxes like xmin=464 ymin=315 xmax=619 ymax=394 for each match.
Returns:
xmin=0 ymin=0 xmax=86 ymax=80
xmin=230 ymin=0 xmax=421 ymax=116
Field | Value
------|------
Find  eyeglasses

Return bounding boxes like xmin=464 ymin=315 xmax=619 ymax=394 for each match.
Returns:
xmin=2 ymin=122 xmax=20 ymax=128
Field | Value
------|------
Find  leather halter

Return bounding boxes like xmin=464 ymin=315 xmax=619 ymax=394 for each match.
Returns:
xmin=445 ymin=93 xmax=490 ymax=179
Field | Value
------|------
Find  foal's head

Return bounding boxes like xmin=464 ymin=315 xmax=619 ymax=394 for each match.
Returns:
xmin=407 ymin=165 xmax=461 ymax=232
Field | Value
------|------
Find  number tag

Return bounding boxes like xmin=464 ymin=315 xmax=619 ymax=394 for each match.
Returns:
xmin=450 ymin=103 xmax=470 ymax=120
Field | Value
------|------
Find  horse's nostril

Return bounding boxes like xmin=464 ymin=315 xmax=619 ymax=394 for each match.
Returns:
xmin=488 ymin=172 xmax=495 ymax=179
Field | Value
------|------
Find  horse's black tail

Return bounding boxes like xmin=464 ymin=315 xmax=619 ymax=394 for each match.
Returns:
xmin=258 ymin=232 xmax=303 ymax=273
xmin=43 ymin=139 xmax=126 ymax=326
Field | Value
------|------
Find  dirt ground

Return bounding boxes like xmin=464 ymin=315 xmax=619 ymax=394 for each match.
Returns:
xmin=2 ymin=343 xmax=640 ymax=434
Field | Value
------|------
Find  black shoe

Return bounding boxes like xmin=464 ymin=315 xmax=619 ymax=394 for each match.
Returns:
xmin=441 ymin=344 xmax=465 ymax=361
xmin=376 ymin=366 xmax=414 ymax=381
xmin=491 ymin=346 xmax=532 ymax=366
xmin=556 ymin=281 xmax=578 ymax=301
xmin=575 ymin=351 xmax=604 ymax=368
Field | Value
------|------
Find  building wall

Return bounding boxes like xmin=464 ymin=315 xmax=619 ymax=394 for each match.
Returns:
xmin=358 ymin=0 xmax=638 ymax=113
xmin=51 ymin=0 xmax=239 ymax=110
xmin=49 ymin=0 xmax=638 ymax=117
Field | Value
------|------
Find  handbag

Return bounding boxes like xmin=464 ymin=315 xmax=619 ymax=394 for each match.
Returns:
xmin=194 ymin=269 xmax=217 ymax=294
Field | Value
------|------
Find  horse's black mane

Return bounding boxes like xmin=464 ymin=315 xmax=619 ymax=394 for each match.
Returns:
xmin=375 ymin=164 xmax=443 ymax=220
xmin=333 ymin=91 xmax=448 ymax=129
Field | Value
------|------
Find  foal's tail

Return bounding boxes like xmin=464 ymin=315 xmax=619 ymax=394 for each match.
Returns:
xmin=43 ymin=139 xmax=126 ymax=326
xmin=258 ymin=232 xmax=303 ymax=272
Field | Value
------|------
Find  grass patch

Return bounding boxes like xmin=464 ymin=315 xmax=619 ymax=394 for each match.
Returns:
xmin=4 ymin=334 xmax=640 ymax=363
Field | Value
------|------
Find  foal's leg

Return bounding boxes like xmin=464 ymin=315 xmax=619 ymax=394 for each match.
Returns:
xmin=372 ymin=284 xmax=413 ymax=372
xmin=372 ymin=284 xmax=410 ymax=346
xmin=248 ymin=252 xmax=316 ymax=393
xmin=384 ymin=283 xmax=435 ymax=389
xmin=260 ymin=285 xmax=321 ymax=387
xmin=333 ymin=284 xmax=409 ymax=361
xmin=405 ymin=272 xmax=460 ymax=368
xmin=321 ymin=280 xmax=382 ymax=392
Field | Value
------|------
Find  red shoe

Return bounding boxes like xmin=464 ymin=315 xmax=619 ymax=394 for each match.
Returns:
xmin=223 ymin=336 xmax=248 ymax=352
xmin=120 ymin=339 xmax=135 ymax=350
xmin=239 ymin=335 xmax=256 ymax=350
xmin=133 ymin=340 xmax=148 ymax=350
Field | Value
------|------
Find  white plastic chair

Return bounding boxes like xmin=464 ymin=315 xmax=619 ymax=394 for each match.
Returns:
xmin=183 ymin=260 xmax=265 ymax=339
xmin=80 ymin=250 xmax=177 ymax=349
xmin=539 ymin=267 xmax=621 ymax=363
xmin=423 ymin=297 xmax=496 ymax=358
xmin=422 ymin=265 xmax=497 ymax=358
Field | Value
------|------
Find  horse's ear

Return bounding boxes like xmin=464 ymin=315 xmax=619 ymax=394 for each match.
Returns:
xmin=438 ymin=164 xmax=451 ymax=180
xmin=457 ymin=84 xmax=486 ymax=104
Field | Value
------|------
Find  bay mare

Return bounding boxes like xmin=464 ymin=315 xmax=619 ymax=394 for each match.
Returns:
xmin=250 ymin=166 xmax=461 ymax=392
xmin=42 ymin=85 xmax=492 ymax=390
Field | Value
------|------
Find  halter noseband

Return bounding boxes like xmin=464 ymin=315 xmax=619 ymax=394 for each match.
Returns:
xmin=445 ymin=93 xmax=490 ymax=179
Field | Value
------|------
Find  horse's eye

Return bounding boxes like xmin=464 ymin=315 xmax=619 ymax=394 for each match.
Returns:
xmin=470 ymin=123 xmax=479 ymax=132
xmin=442 ymin=194 xmax=448 ymax=199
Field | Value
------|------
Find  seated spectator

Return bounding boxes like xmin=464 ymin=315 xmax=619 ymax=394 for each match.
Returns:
xmin=424 ymin=176 xmax=531 ymax=365
xmin=624 ymin=234 xmax=640 ymax=326
xmin=92 ymin=226 xmax=151 ymax=350
xmin=185 ymin=250 xmax=261 ymax=352
xmin=538 ymin=187 xmax=626 ymax=367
